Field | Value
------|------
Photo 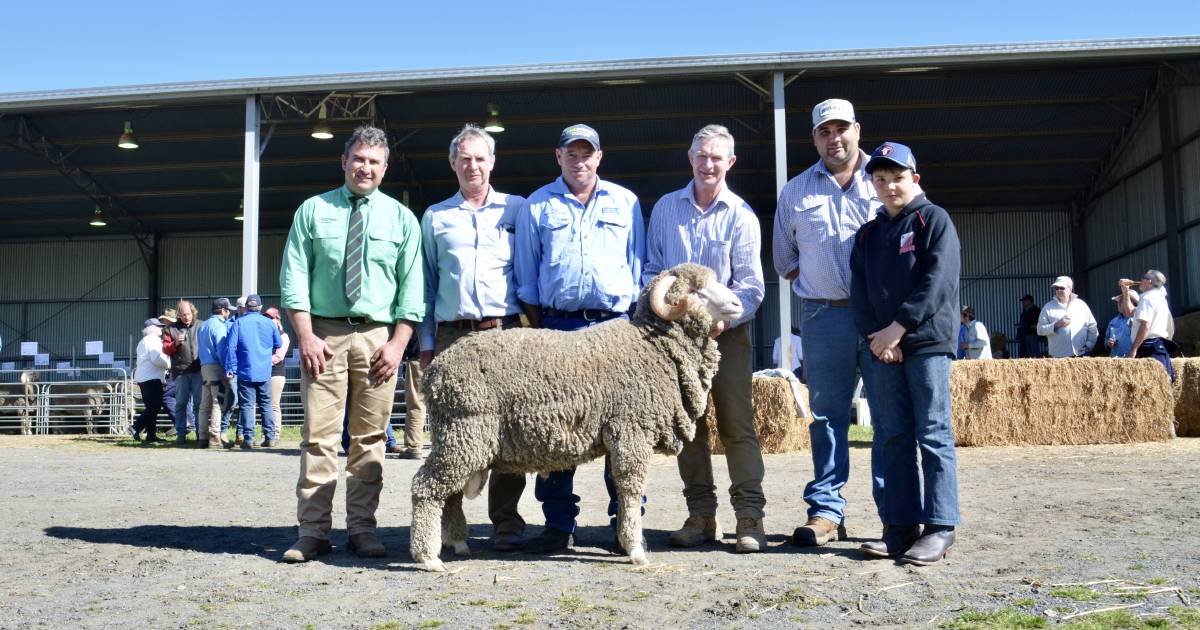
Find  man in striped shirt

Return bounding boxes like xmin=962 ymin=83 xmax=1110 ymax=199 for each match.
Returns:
xmin=644 ymin=124 xmax=767 ymax=553
xmin=772 ymin=99 xmax=880 ymax=547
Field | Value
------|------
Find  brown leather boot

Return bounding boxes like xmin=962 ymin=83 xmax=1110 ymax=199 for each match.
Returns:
xmin=669 ymin=515 xmax=721 ymax=547
xmin=791 ymin=517 xmax=846 ymax=547
xmin=347 ymin=531 xmax=387 ymax=558
xmin=281 ymin=536 xmax=332 ymax=563
xmin=734 ymin=517 xmax=766 ymax=553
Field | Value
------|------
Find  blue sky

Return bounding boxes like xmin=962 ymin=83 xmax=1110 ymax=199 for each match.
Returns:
xmin=2 ymin=0 xmax=1197 ymax=94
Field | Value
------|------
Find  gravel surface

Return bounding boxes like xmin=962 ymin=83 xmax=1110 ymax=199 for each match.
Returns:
xmin=1 ymin=435 xmax=1198 ymax=629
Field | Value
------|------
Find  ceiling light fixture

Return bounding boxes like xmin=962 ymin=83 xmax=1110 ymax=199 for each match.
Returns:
xmin=887 ymin=66 xmax=941 ymax=74
xmin=311 ymin=104 xmax=334 ymax=140
xmin=483 ymin=103 xmax=504 ymax=133
xmin=89 ymin=206 xmax=107 ymax=227
xmin=600 ymin=78 xmax=645 ymax=86
xmin=117 ymin=121 xmax=138 ymax=149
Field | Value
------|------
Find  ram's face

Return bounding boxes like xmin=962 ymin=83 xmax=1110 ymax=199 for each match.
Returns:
xmin=692 ymin=276 xmax=743 ymax=323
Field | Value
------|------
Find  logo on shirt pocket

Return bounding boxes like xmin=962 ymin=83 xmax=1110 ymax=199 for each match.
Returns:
xmin=898 ymin=231 xmax=915 ymax=254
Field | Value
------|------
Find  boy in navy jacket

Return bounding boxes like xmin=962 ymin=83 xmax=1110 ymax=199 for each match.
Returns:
xmin=849 ymin=142 xmax=960 ymax=565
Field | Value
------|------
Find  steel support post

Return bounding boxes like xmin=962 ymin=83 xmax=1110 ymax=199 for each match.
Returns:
xmin=241 ymin=96 xmax=261 ymax=296
xmin=772 ymin=72 xmax=793 ymax=370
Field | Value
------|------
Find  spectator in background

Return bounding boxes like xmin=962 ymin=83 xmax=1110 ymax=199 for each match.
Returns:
xmin=1126 ymin=270 xmax=1176 ymax=382
xmin=264 ymin=307 xmax=291 ymax=440
xmin=773 ymin=327 xmax=805 ymax=382
xmin=158 ymin=308 xmax=180 ymax=435
xmin=1106 ymin=284 xmax=1138 ymax=358
xmin=132 ymin=318 xmax=171 ymax=443
xmin=1037 ymin=276 xmax=1097 ymax=358
xmin=197 ymin=298 xmax=233 ymax=449
xmin=958 ymin=306 xmax=991 ymax=360
xmin=224 ymin=294 xmax=281 ymax=449
xmin=165 ymin=300 xmax=203 ymax=444
xmin=1016 ymin=294 xmax=1041 ymax=357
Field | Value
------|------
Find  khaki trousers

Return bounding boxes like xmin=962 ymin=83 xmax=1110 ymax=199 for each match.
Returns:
xmin=199 ymin=364 xmax=231 ymax=443
xmin=270 ymin=374 xmax=285 ymax=435
xmin=427 ymin=323 xmax=527 ymax=535
xmin=676 ymin=323 xmax=766 ymax=518
xmin=401 ymin=359 xmax=425 ymax=452
xmin=296 ymin=318 xmax=397 ymax=540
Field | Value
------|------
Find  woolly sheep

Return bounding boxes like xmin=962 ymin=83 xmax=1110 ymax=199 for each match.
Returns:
xmin=410 ymin=263 xmax=743 ymax=572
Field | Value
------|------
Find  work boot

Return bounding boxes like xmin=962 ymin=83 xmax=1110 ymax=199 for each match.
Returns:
xmin=347 ymin=532 xmax=387 ymax=558
xmin=385 ymin=444 xmax=404 ymax=454
xmin=735 ymin=517 xmax=766 ymax=553
xmin=261 ymin=439 xmax=280 ymax=448
xmin=240 ymin=440 xmax=254 ymax=450
xmin=281 ymin=536 xmax=332 ymax=563
xmin=861 ymin=525 xmax=922 ymax=558
xmin=792 ymin=517 xmax=846 ymax=547
xmin=899 ymin=527 xmax=955 ymax=566
xmin=197 ymin=439 xmax=209 ymax=449
xmin=526 ymin=528 xmax=571 ymax=555
xmin=493 ymin=531 xmax=525 ymax=552
xmin=234 ymin=434 xmax=244 ymax=447
xmin=669 ymin=515 xmax=721 ymax=548
xmin=397 ymin=449 xmax=424 ymax=460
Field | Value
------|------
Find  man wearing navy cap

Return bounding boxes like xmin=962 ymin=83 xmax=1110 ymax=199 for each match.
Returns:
xmin=223 ymin=293 xmax=282 ymax=449
xmin=197 ymin=297 xmax=234 ymax=448
xmin=515 ymin=123 xmax=645 ymax=554
xmin=851 ymin=141 xmax=961 ymax=565
xmin=772 ymin=98 xmax=880 ymax=547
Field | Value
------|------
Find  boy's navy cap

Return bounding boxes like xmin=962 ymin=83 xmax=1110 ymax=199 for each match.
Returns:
xmin=558 ymin=124 xmax=600 ymax=150
xmin=811 ymin=98 xmax=856 ymax=129
xmin=865 ymin=142 xmax=917 ymax=173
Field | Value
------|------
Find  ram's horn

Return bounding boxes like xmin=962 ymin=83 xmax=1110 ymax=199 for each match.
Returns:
xmin=649 ymin=275 xmax=689 ymax=321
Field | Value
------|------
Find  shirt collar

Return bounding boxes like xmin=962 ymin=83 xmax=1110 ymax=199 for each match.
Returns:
xmin=449 ymin=187 xmax=504 ymax=210
xmin=339 ymin=185 xmax=380 ymax=205
xmin=549 ymin=176 xmax=609 ymax=201
xmin=682 ymin=181 xmax=740 ymax=213
xmin=814 ymin=149 xmax=871 ymax=181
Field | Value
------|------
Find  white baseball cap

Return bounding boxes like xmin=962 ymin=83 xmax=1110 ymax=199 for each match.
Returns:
xmin=812 ymin=98 xmax=857 ymax=129
xmin=1051 ymin=276 xmax=1074 ymax=289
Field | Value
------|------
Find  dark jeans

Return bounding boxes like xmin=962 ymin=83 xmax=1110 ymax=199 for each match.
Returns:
xmin=1135 ymin=338 xmax=1177 ymax=382
xmin=135 ymin=379 xmax=164 ymax=438
xmin=236 ymin=379 xmax=275 ymax=442
xmin=534 ymin=312 xmax=640 ymax=533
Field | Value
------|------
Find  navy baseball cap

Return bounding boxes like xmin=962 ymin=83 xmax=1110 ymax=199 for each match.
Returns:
xmin=211 ymin=297 xmax=232 ymax=312
xmin=143 ymin=317 xmax=165 ymax=328
xmin=245 ymin=294 xmax=262 ymax=308
xmin=558 ymin=124 xmax=600 ymax=150
xmin=865 ymin=142 xmax=917 ymax=174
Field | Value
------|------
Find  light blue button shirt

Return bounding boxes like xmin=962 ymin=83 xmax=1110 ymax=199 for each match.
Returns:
xmin=417 ymin=188 xmax=525 ymax=351
xmin=515 ymin=177 xmax=644 ymax=312
xmin=772 ymin=150 xmax=880 ymax=300
xmin=643 ymin=183 xmax=764 ymax=329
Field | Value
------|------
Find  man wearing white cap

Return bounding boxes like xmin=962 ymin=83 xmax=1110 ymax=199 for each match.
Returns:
xmin=1036 ymin=275 xmax=1098 ymax=358
xmin=772 ymin=98 xmax=880 ymax=547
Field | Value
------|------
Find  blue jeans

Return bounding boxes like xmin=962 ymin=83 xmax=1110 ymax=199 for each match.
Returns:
xmin=800 ymin=301 xmax=864 ymax=523
xmin=861 ymin=352 xmax=959 ymax=526
xmin=535 ymin=312 xmax=638 ymax=533
xmin=222 ymin=376 xmax=238 ymax=431
xmin=173 ymin=372 xmax=202 ymax=436
xmin=236 ymin=379 xmax=275 ymax=442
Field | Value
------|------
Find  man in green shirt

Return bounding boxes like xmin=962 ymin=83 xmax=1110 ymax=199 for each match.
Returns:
xmin=279 ymin=125 xmax=424 ymax=563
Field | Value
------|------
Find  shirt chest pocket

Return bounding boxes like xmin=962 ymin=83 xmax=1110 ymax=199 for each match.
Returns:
xmin=593 ymin=208 xmax=630 ymax=258
xmin=793 ymin=205 xmax=830 ymax=244
xmin=366 ymin=220 xmax=403 ymax=266
xmin=701 ymin=239 xmax=731 ymax=279
xmin=542 ymin=211 xmax=573 ymax=264
xmin=313 ymin=219 xmax=345 ymax=264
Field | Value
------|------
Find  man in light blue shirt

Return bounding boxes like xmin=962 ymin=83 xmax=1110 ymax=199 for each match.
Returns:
xmin=224 ymin=294 xmax=282 ymax=449
xmin=417 ymin=124 xmax=528 ymax=551
xmin=514 ymin=123 xmax=645 ymax=554
xmin=197 ymin=297 xmax=233 ymax=449
xmin=644 ymin=124 xmax=767 ymax=553
xmin=772 ymin=98 xmax=881 ymax=547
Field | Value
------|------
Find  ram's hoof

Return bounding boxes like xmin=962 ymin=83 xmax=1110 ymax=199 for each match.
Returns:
xmin=421 ymin=558 xmax=447 ymax=572
xmin=629 ymin=547 xmax=648 ymax=566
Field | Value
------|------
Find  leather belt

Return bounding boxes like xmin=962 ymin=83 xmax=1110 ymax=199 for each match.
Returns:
xmin=445 ymin=315 xmax=521 ymax=331
xmin=314 ymin=315 xmax=373 ymax=326
xmin=543 ymin=308 xmax=622 ymax=322
xmin=805 ymin=298 xmax=851 ymax=308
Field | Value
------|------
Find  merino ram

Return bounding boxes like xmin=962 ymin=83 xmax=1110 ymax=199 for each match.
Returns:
xmin=410 ymin=263 xmax=742 ymax=572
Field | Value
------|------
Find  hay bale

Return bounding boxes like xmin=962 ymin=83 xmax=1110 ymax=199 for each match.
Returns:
xmin=951 ymin=358 xmax=1173 ymax=446
xmin=1171 ymin=358 xmax=1200 ymax=437
xmin=705 ymin=376 xmax=811 ymax=455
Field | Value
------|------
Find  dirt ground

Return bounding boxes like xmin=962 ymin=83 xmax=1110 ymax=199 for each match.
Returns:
xmin=1 ymin=435 xmax=1198 ymax=629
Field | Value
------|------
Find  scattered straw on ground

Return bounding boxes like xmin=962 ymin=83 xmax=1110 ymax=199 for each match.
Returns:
xmin=951 ymin=358 xmax=1173 ymax=446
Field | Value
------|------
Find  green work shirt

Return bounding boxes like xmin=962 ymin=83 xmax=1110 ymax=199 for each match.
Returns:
xmin=280 ymin=185 xmax=425 ymax=324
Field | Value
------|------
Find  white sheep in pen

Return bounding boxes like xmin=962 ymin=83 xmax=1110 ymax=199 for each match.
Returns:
xmin=410 ymin=263 xmax=743 ymax=572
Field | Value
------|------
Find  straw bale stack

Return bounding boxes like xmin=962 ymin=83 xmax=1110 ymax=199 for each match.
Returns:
xmin=705 ymin=376 xmax=811 ymax=454
xmin=1171 ymin=358 xmax=1200 ymax=437
xmin=951 ymin=358 xmax=1173 ymax=446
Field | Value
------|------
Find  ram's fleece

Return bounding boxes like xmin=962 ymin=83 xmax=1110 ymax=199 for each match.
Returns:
xmin=410 ymin=263 xmax=743 ymax=571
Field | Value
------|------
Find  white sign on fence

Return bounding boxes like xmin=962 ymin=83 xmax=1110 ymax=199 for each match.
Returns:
xmin=21 ymin=342 xmax=38 ymax=356
xmin=34 ymin=353 xmax=50 ymax=366
xmin=85 ymin=341 xmax=104 ymax=355
xmin=1 ymin=362 xmax=13 ymax=371
xmin=99 ymin=352 xmax=114 ymax=365
xmin=112 ymin=360 xmax=126 ymax=369
xmin=56 ymin=362 xmax=72 ymax=373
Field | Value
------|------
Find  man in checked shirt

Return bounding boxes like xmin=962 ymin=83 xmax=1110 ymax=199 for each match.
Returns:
xmin=773 ymin=99 xmax=882 ymax=548
xmin=644 ymin=124 xmax=767 ymax=553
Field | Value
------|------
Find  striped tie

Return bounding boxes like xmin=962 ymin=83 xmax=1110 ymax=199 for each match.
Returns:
xmin=343 ymin=196 xmax=366 ymax=303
